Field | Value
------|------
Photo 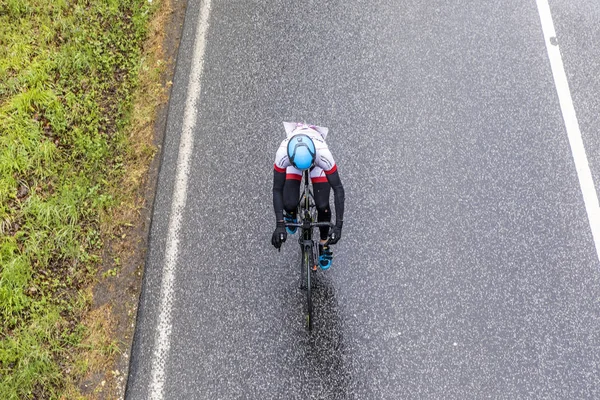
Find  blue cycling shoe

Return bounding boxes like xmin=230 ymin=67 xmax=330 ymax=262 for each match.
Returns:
xmin=319 ymin=245 xmax=333 ymax=270
xmin=284 ymin=212 xmax=298 ymax=235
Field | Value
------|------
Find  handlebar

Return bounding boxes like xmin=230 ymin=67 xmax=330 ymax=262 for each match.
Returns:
xmin=284 ymin=221 xmax=333 ymax=228
xmin=279 ymin=221 xmax=335 ymax=250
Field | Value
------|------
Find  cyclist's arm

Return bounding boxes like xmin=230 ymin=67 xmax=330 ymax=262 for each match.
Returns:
xmin=273 ymin=141 xmax=290 ymax=222
xmin=273 ymin=166 xmax=286 ymax=222
xmin=325 ymin=166 xmax=344 ymax=225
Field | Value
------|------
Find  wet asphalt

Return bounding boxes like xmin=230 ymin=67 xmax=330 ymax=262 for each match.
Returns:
xmin=126 ymin=0 xmax=600 ymax=399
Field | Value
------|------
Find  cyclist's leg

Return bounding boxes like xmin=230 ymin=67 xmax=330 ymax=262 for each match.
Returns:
xmin=314 ymin=182 xmax=332 ymax=240
xmin=283 ymin=166 xmax=302 ymax=216
xmin=310 ymin=167 xmax=331 ymax=241
xmin=283 ymin=169 xmax=301 ymax=235
xmin=314 ymin=180 xmax=334 ymax=269
xmin=310 ymin=168 xmax=333 ymax=269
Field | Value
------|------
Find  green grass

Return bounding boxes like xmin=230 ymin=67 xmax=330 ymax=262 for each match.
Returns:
xmin=0 ymin=0 xmax=155 ymax=397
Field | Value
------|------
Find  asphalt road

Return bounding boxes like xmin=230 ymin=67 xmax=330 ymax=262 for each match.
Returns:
xmin=126 ymin=0 xmax=600 ymax=399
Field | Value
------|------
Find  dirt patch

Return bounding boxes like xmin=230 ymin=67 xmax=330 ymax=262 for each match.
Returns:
xmin=77 ymin=304 xmax=118 ymax=396
xmin=76 ymin=0 xmax=188 ymax=398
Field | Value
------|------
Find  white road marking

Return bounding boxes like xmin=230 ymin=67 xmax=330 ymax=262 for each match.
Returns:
xmin=536 ymin=0 xmax=600 ymax=264
xmin=149 ymin=0 xmax=212 ymax=398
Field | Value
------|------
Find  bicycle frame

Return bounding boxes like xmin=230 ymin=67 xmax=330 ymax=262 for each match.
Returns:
xmin=298 ymin=170 xmax=317 ymax=266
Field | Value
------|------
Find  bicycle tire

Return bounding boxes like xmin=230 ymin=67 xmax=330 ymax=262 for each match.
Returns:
xmin=304 ymin=246 xmax=313 ymax=331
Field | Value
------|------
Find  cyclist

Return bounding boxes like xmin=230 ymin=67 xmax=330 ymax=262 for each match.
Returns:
xmin=271 ymin=122 xmax=345 ymax=270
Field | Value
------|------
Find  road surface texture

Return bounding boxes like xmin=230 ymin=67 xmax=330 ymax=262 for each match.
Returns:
xmin=126 ymin=0 xmax=600 ymax=398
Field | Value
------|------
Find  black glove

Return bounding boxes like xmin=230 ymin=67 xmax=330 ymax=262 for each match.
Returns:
xmin=271 ymin=221 xmax=287 ymax=249
xmin=329 ymin=222 xmax=342 ymax=244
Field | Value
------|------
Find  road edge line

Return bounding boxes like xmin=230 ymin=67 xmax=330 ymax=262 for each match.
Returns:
xmin=535 ymin=0 xmax=600 ymax=264
xmin=148 ymin=0 xmax=212 ymax=398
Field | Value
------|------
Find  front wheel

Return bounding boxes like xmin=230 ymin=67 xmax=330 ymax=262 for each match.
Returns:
xmin=303 ymin=247 xmax=313 ymax=331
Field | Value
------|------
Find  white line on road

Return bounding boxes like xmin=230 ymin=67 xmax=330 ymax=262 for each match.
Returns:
xmin=149 ymin=0 xmax=212 ymax=399
xmin=536 ymin=0 xmax=600 ymax=264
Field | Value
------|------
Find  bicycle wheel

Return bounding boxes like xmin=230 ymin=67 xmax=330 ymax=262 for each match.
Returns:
xmin=303 ymin=246 xmax=313 ymax=331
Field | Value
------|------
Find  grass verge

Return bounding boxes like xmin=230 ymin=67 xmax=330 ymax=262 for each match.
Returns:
xmin=0 ymin=0 xmax=173 ymax=397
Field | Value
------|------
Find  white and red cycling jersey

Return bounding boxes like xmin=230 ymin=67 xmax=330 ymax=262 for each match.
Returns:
xmin=273 ymin=122 xmax=337 ymax=182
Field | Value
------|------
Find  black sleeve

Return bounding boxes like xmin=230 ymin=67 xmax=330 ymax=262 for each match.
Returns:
xmin=272 ymin=169 xmax=286 ymax=222
xmin=326 ymin=170 xmax=344 ymax=226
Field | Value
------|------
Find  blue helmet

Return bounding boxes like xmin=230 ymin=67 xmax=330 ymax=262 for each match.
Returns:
xmin=287 ymin=134 xmax=316 ymax=170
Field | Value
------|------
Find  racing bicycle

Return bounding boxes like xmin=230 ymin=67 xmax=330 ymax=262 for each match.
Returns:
xmin=283 ymin=169 xmax=333 ymax=331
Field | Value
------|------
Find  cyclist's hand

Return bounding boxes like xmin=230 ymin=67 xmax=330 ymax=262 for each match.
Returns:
xmin=272 ymin=221 xmax=287 ymax=249
xmin=329 ymin=223 xmax=342 ymax=244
